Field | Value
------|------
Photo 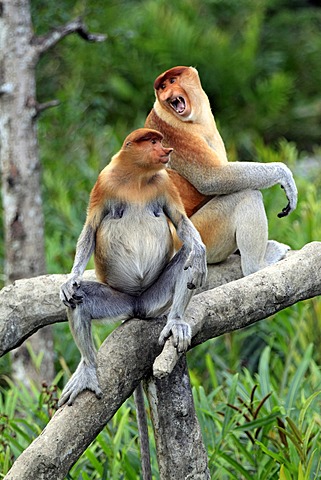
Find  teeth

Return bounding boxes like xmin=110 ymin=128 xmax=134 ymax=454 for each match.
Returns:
xmin=169 ymin=96 xmax=185 ymax=113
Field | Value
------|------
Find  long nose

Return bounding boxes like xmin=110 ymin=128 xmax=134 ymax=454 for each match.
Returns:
xmin=163 ymin=147 xmax=173 ymax=155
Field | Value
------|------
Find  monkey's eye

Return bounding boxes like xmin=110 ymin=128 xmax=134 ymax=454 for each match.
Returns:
xmin=151 ymin=139 xmax=157 ymax=144
xmin=170 ymin=78 xmax=176 ymax=84
xmin=160 ymin=83 xmax=166 ymax=90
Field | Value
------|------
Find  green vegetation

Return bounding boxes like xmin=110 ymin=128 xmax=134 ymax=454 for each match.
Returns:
xmin=1 ymin=0 xmax=321 ymax=478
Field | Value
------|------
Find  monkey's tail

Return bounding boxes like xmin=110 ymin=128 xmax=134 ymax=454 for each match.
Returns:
xmin=134 ymin=382 xmax=152 ymax=480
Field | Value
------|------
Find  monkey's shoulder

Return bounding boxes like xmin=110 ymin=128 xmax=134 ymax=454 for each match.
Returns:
xmin=93 ymin=167 xmax=170 ymax=202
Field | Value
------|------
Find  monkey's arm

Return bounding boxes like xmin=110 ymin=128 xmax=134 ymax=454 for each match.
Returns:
xmin=164 ymin=197 xmax=207 ymax=289
xmin=60 ymin=223 xmax=96 ymax=307
xmin=155 ymin=197 xmax=207 ymax=352
xmin=175 ymin=158 xmax=298 ymax=218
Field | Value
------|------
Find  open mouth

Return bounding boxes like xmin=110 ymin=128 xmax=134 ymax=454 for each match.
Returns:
xmin=169 ymin=96 xmax=186 ymax=114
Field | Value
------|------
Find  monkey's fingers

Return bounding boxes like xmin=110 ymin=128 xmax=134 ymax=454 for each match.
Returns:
xmin=72 ymin=294 xmax=83 ymax=301
xmin=62 ymin=296 xmax=83 ymax=309
xmin=63 ymin=299 xmax=74 ymax=308
xmin=188 ymin=261 xmax=208 ymax=290
xmin=60 ymin=276 xmax=82 ymax=304
xmin=277 ymin=201 xmax=291 ymax=218
xmin=279 ymin=173 xmax=298 ymax=216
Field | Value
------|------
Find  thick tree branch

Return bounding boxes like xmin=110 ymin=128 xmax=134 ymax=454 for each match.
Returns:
xmin=31 ymin=17 xmax=106 ymax=57
xmin=3 ymin=243 xmax=321 ymax=479
xmin=0 ymin=254 xmax=243 ymax=357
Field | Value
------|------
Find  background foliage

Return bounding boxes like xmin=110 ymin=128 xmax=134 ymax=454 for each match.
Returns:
xmin=1 ymin=0 xmax=321 ymax=478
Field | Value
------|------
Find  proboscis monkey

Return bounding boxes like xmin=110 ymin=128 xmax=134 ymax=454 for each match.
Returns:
xmin=145 ymin=66 xmax=298 ymax=275
xmin=59 ymin=128 xmax=207 ymax=406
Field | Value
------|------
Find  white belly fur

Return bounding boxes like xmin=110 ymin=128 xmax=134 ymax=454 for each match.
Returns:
xmin=95 ymin=204 xmax=173 ymax=295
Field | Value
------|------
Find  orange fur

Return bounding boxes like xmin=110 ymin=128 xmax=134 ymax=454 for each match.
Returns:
xmin=87 ymin=127 xmax=185 ymax=225
xmin=145 ymin=66 xmax=228 ymax=217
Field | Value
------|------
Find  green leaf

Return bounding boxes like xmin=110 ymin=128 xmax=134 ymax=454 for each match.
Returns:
xmin=256 ymin=440 xmax=285 ymax=463
xmin=298 ymin=462 xmax=304 ymax=480
xmin=305 ymin=449 xmax=317 ymax=480
xmin=298 ymin=390 xmax=321 ymax=429
xmin=229 ymin=434 xmax=256 ymax=465
xmin=285 ymin=344 xmax=313 ymax=412
xmin=286 ymin=417 xmax=303 ymax=444
xmin=85 ymin=447 xmax=103 ymax=475
xmin=279 ymin=464 xmax=292 ymax=480
xmin=258 ymin=346 xmax=272 ymax=410
xmin=113 ymin=407 xmax=131 ymax=452
xmin=205 ymin=353 xmax=219 ymax=390
xmin=217 ymin=451 xmax=253 ymax=480
xmin=221 ymin=373 xmax=239 ymax=439
xmin=234 ymin=411 xmax=279 ymax=431
xmin=277 ymin=427 xmax=304 ymax=461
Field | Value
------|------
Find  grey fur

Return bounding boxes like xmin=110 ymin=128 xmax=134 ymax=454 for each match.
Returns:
xmin=59 ymin=197 xmax=207 ymax=406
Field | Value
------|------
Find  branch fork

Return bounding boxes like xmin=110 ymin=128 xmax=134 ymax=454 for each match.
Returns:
xmin=31 ymin=17 xmax=107 ymax=57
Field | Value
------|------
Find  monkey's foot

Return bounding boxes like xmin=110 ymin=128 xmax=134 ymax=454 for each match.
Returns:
xmin=159 ymin=319 xmax=191 ymax=353
xmin=58 ymin=362 xmax=102 ymax=407
xmin=265 ymin=240 xmax=290 ymax=266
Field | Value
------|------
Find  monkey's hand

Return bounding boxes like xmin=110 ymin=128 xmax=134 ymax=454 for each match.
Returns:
xmin=60 ymin=275 xmax=83 ymax=308
xmin=58 ymin=360 xmax=102 ymax=407
xmin=159 ymin=319 xmax=191 ymax=353
xmin=184 ymin=242 xmax=208 ymax=290
xmin=277 ymin=164 xmax=298 ymax=218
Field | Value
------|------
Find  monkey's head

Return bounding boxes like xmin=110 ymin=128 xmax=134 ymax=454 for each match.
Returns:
xmin=120 ymin=128 xmax=173 ymax=171
xmin=153 ymin=66 xmax=208 ymax=123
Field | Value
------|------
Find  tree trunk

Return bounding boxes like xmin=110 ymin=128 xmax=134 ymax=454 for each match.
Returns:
xmin=0 ymin=0 xmax=106 ymax=387
xmin=147 ymin=356 xmax=211 ymax=480
xmin=0 ymin=0 xmax=46 ymax=282
xmin=0 ymin=0 xmax=54 ymax=385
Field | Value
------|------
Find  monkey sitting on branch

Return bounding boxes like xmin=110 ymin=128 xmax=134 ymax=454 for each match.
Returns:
xmin=59 ymin=128 xmax=207 ymax=407
xmin=145 ymin=66 xmax=298 ymax=276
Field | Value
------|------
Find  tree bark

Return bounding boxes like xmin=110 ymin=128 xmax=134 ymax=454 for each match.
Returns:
xmin=0 ymin=0 xmax=46 ymax=282
xmin=0 ymin=0 xmax=54 ymax=385
xmin=0 ymin=0 xmax=106 ymax=386
xmin=147 ymin=356 xmax=211 ymax=480
xmin=2 ymin=243 xmax=321 ymax=479
xmin=0 ymin=254 xmax=242 ymax=357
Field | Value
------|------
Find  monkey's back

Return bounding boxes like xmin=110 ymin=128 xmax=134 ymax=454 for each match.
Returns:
xmin=94 ymin=201 xmax=173 ymax=295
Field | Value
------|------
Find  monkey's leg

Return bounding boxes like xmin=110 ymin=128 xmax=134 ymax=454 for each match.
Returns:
xmin=234 ymin=190 xmax=269 ymax=275
xmin=136 ymin=246 xmax=195 ymax=353
xmin=59 ymin=281 xmax=135 ymax=407
xmin=158 ymin=267 xmax=195 ymax=352
xmin=191 ymin=190 xmax=290 ymax=276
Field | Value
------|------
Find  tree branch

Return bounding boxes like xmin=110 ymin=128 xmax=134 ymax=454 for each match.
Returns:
xmin=0 ymin=254 xmax=243 ymax=357
xmin=3 ymin=243 xmax=321 ymax=479
xmin=26 ymin=97 xmax=61 ymax=117
xmin=31 ymin=17 xmax=107 ymax=57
